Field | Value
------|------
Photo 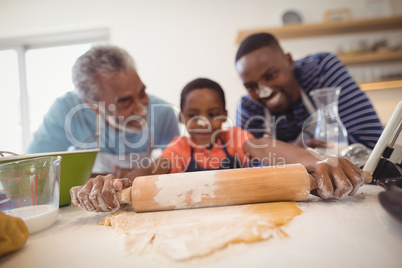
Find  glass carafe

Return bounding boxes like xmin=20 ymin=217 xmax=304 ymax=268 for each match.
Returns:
xmin=309 ymin=87 xmax=348 ymax=156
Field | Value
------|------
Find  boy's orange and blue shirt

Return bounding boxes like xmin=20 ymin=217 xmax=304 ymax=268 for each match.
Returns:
xmin=160 ymin=127 xmax=254 ymax=173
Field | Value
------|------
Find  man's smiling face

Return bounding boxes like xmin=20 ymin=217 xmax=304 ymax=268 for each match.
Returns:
xmin=236 ymin=46 xmax=300 ymax=115
xmin=94 ymin=68 xmax=149 ymax=133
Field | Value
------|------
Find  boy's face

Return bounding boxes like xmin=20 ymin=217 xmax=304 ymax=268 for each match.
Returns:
xmin=180 ymin=88 xmax=227 ymax=147
xmin=235 ymin=46 xmax=300 ymax=115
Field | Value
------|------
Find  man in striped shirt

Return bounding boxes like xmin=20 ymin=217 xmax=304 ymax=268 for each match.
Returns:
xmin=235 ymin=33 xmax=383 ymax=150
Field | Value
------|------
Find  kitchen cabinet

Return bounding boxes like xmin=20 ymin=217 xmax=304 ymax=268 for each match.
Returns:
xmin=338 ymin=50 xmax=402 ymax=65
xmin=235 ymin=16 xmax=402 ymax=42
xmin=236 ymin=16 xmax=402 ymax=91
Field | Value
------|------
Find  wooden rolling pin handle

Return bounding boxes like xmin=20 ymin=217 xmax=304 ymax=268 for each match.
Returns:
xmin=115 ymin=187 xmax=132 ymax=205
xmin=308 ymin=170 xmax=372 ymax=191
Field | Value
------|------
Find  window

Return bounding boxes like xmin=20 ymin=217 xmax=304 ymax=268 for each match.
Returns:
xmin=0 ymin=29 xmax=109 ymax=154
xmin=0 ymin=50 xmax=21 ymax=153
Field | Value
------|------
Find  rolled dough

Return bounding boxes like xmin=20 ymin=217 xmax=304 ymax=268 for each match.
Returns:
xmin=100 ymin=202 xmax=302 ymax=261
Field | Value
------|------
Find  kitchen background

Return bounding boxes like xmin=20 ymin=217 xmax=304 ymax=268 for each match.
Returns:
xmin=1 ymin=0 xmax=402 ymax=153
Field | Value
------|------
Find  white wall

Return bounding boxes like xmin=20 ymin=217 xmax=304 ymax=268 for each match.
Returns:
xmin=1 ymin=0 xmax=401 ymax=124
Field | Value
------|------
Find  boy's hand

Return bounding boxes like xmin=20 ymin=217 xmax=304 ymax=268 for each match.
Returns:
xmin=113 ymin=165 xmax=132 ymax=178
xmin=70 ymin=174 xmax=132 ymax=212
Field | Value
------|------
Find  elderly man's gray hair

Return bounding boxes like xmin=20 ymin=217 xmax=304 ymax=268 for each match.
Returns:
xmin=72 ymin=45 xmax=136 ymax=102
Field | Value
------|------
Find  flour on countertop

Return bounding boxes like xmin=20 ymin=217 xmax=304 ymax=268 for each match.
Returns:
xmin=100 ymin=202 xmax=303 ymax=261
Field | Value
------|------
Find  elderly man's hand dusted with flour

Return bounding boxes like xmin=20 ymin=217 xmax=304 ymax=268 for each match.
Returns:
xmin=70 ymin=157 xmax=172 ymax=212
xmin=70 ymin=175 xmax=132 ymax=212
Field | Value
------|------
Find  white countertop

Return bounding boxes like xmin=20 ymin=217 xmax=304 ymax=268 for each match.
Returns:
xmin=1 ymin=185 xmax=401 ymax=268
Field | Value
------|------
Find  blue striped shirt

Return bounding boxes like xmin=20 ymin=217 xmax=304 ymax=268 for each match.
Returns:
xmin=236 ymin=52 xmax=383 ymax=149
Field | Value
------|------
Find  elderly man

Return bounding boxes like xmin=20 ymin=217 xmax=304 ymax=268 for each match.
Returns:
xmin=26 ymin=45 xmax=180 ymax=174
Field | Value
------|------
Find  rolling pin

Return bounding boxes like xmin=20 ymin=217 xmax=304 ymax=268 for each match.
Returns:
xmin=116 ymin=164 xmax=372 ymax=212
